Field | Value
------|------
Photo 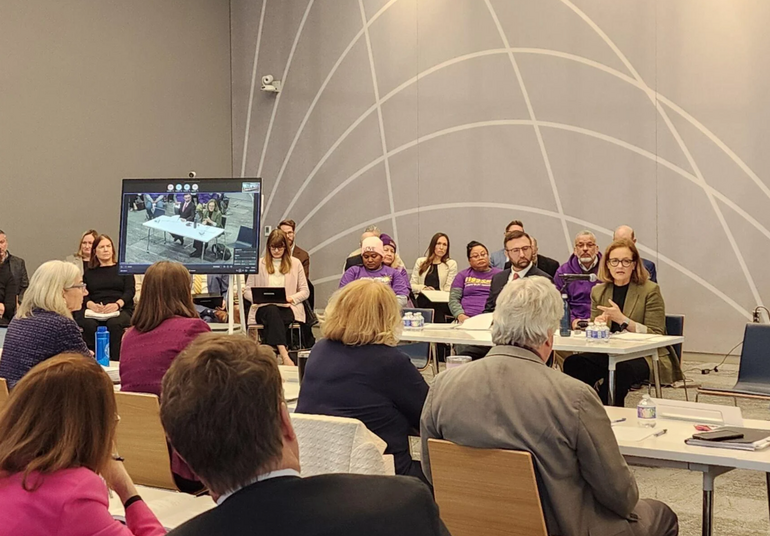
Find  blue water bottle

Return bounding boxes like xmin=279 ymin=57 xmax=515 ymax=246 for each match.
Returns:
xmin=96 ymin=326 xmax=110 ymax=366
xmin=559 ymin=293 xmax=571 ymax=337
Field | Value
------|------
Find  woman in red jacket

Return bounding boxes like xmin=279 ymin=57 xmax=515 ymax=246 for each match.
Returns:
xmin=0 ymin=353 xmax=165 ymax=536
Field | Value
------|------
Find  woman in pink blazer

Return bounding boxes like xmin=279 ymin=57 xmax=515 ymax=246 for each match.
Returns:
xmin=244 ymin=229 xmax=309 ymax=366
xmin=0 ymin=353 xmax=165 ymax=536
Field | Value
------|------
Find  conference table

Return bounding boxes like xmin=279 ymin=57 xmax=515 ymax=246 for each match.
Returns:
xmin=399 ymin=324 xmax=684 ymax=406
xmin=609 ymin=406 xmax=770 ymax=536
xmin=143 ymin=215 xmax=225 ymax=259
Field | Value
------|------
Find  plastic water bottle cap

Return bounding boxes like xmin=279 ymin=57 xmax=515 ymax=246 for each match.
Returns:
xmin=97 ymin=326 xmax=107 ymax=332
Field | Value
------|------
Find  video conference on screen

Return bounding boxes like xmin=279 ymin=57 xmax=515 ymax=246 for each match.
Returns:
xmin=118 ymin=178 xmax=262 ymax=275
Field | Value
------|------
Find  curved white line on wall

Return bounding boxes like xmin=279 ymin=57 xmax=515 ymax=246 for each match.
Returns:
xmin=256 ymin=0 xmax=314 ymax=180
xmin=357 ymin=0 xmax=398 ymax=243
xmin=483 ymin=0 xmax=571 ymax=254
xmin=556 ymin=0 xmax=763 ymax=307
xmin=266 ymin=0 xmax=400 ymax=222
xmin=307 ymin=202 xmax=750 ymax=320
xmin=240 ymin=0 xmax=267 ymax=178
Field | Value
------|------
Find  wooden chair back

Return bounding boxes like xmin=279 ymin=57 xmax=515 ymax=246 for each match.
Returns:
xmin=114 ymin=391 xmax=177 ymax=490
xmin=0 ymin=378 xmax=8 ymax=414
xmin=428 ymin=438 xmax=548 ymax=536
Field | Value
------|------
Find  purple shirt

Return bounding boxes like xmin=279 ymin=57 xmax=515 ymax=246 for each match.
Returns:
xmin=339 ymin=265 xmax=410 ymax=296
xmin=451 ymin=267 xmax=501 ymax=317
xmin=554 ymin=253 xmax=602 ymax=322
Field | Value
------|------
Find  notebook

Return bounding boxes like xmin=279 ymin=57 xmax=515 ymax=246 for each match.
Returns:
xmin=684 ymin=427 xmax=770 ymax=451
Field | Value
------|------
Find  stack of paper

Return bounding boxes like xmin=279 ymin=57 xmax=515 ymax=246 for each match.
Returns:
xmin=685 ymin=428 xmax=770 ymax=451
xmin=109 ymin=486 xmax=215 ymax=529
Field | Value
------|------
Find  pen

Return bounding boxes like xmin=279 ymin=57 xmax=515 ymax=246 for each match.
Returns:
xmin=611 ymin=418 xmax=626 ymax=425
xmin=652 ymin=428 xmax=668 ymax=438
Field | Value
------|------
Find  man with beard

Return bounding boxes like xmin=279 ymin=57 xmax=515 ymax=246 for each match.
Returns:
xmin=554 ymin=231 xmax=602 ymax=329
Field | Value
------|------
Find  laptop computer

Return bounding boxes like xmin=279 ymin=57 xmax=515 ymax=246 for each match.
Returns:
xmin=251 ymin=287 xmax=287 ymax=305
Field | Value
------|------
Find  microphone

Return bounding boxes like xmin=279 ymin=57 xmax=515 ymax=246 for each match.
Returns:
xmin=560 ymin=273 xmax=597 ymax=282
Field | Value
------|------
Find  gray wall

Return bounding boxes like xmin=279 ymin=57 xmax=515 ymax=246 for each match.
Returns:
xmin=232 ymin=0 xmax=770 ymax=354
xmin=0 ymin=0 xmax=232 ymax=270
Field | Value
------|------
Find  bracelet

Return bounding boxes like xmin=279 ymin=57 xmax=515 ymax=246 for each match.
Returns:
xmin=123 ymin=495 xmax=142 ymax=509
xmin=112 ymin=455 xmax=125 ymax=462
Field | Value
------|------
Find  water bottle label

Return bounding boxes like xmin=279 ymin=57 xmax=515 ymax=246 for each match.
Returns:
xmin=637 ymin=406 xmax=656 ymax=420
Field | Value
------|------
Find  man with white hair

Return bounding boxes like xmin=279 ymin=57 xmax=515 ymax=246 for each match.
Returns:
xmin=420 ymin=277 xmax=678 ymax=536
xmin=554 ymin=230 xmax=602 ymax=328
xmin=614 ymin=225 xmax=657 ymax=283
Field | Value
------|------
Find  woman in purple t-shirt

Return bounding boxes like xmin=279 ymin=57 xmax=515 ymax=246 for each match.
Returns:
xmin=339 ymin=236 xmax=410 ymax=306
xmin=448 ymin=241 xmax=501 ymax=322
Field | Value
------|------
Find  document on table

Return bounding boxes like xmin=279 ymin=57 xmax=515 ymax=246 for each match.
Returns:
xmin=457 ymin=313 xmax=493 ymax=331
xmin=612 ymin=427 xmax=659 ymax=442
xmin=109 ymin=486 xmax=215 ymax=529
xmin=420 ymin=290 xmax=449 ymax=303
xmin=611 ymin=332 xmax=663 ymax=341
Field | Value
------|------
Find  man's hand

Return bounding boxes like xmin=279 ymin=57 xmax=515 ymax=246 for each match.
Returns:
xmin=457 ymin=314 xmax=469 ymax=323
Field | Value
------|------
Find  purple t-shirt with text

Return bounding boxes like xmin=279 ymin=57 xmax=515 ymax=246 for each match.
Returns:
xmin=339 ymin=265 xmax=410 ymax=296
xmin=451 ymin=267 xmax=501 ymax=316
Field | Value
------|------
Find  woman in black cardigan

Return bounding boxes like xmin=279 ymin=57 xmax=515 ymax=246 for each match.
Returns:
xmin=78 ymin=234 xmax=135 ymax=361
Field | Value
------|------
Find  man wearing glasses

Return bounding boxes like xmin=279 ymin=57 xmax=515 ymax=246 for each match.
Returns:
xmin=554 ymin=231 xmax=602 ymax=329
xmin=484 ymin=230 xmax=552 ymax=314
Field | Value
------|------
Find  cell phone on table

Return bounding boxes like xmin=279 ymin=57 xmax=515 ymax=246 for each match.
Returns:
xmin=692 ymin=430 xmax=744 ymax=441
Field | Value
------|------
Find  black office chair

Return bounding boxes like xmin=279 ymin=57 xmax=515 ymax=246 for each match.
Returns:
xmin=697 ymin=323 xmax=770 ymax=404
xmin=235 ymin=226 xmax=254 ymax=248
xmin=399 ymin=307 xmax=434 ymax=371
xmin=664 ymin=314 xmax=689 ymax=400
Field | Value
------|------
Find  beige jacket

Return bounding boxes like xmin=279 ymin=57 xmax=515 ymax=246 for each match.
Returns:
xmin=244 ymin=257 xmax=309 ymax=325
xmin=421 ymin=345 xmax=641 ymax=536
xmin=409 ymin=258 xmax=458 ymax=293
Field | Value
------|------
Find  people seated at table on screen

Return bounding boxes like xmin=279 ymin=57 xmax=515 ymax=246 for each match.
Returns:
xmin=339 ymin=236 xmax=409 ymax=307
xmin=614 ymin=225 xmax=657 ymax=283
xmin=279 ymin=219 xmax=310 ymax=279
xmin=78 ymin=235 xmax=135 ymax=361
xmin=64 ymin=229 xmax=98 ymax=276
xmin=0 ymin=261 xmax=90 ymax=389
xmin=190 ymin=199 xmax=223 ymax=258
xmin=143 ymin=193 xmax=165 ymax=220
xmin=554 ymin=230 xmax=602 ymax=329
xmin=343 ymin=225 xmax=381 ymax=272
xmin=562 ymin=239 xmax=682 ymax=407
xmin=448 ymin=241 xmax=500 ymax=323
xmin=0 ymin=354 xmax=165 ymax=536
xmin=243 ymin=229 xmax=309 ymax=366
xmin=380 ymin=234 xmax=411 ymax=295
xmin=420 ymin=277 xmax=679 ymax=536
xmin=120 ymin=261 xmax=210 ymax=493
xmin=297 ymin=279 xmax=430 ymax=484
xmin=171 ymin=193 xmax=195 ymax=246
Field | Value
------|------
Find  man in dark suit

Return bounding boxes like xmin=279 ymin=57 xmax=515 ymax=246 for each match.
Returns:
xmin=614 ymin=225 xmax=657 ymax=283
xmin=171 ymin=193 xmax=196 ymax=246
xmin=532 ymin=237 xmax=559 ymax=278
xmin=279 ymin=219 xmax=310 ymax=279
xmin=160 ymin=333 xmax=450 ymax=536
xmin=0 ymin=230 xmax=28 ymax=302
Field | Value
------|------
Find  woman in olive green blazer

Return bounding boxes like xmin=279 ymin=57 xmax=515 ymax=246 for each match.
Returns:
xmin=563 ymin=239 xmax=682 ymax=406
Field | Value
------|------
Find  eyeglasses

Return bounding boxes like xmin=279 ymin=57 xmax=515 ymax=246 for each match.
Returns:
xmin=608 ymin=258 xmax=635 ymax=267
xmin=269 ymin=245 xmax=285 ymax=251
xmin=66 ymin=283 xmax=87 ymax=290
xmin=576 ymin=242 xmax=596 ymax=249
xmin=469 ymin=252 xmax=488 ymax=260
xmin=505 ymin=246 xmax=532 ymax=255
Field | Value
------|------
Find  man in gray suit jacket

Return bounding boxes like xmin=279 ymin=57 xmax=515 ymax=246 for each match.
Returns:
xmin=421 ymin=277 xmax=678 ymax=536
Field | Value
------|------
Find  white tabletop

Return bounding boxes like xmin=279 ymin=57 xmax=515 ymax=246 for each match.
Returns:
xmin=108 ymin=485 xmax=215 ymax=529
xmin=143 ymin=215 xmax=225 ymax=243
xmin=399 ymin=324 xmax=683 ymax=355
xmin=607 ymin=407 xmax=770 ymax=472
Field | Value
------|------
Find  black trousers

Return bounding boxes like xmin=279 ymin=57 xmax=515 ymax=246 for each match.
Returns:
xmin=78 ymin=310 xmax=132 ymax=361
xmin=256 ymin=305 xmax=295 ymax=347
xmin=562 ymin=352 xmax=650 ymax=407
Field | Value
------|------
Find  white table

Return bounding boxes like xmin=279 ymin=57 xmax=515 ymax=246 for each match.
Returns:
xmin=399 ymin=325 xmax=683 ymax=405
xmin=108 ymin=484 xmax=215 ymax=529
xmin=143 ymin=215 xmax=225 ymax=259
xmin=607 ymin=406 xmax=770 ymax=536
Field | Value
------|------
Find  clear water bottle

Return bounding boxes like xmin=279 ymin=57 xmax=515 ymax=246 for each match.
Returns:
xmin=637 ymin=394 xmax=657 ymax=428
xmin=96 ymin=326 xmax=110 ymax=366
xmin=596 ymin=319 xmax=610 ymax=344
xmin=403 ymin=313 xmax=414 ymax=331
xmin=586 ymin=322 xmax=596 ymax=344
xmin=415 ymin=313 xmax=424 ymax=330
xmin=559 ymin=295 xmax=571 ymax=337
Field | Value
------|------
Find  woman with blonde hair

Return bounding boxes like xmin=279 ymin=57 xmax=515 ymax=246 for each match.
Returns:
xmin=0 ymin=354 xmax=165 ymax=535
xmin=563 ymin=238 xmax=682 ymax=406
xmin=65 ymin=229 xmax=99 ymax=275
xmin=0 ymin=260 xmax=90 ymax=388
xmin=296 ymin=279 xmax=429 ymax=482
xmin=243 ymin=229 xmax=309 ymax=366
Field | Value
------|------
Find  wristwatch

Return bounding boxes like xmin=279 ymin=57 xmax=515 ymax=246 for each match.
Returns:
xmin=619 ymin=318 xmax=630 ymax=332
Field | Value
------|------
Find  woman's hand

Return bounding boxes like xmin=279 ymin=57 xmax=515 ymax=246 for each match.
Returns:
xmin=103 ymin=303 xmax=120 ymax=314
xmin=423 ymin=286 xmax=435 ymax=291
xmin=457 ymin=314 xmax=469 ymax=323
xmin=287 ymin=296 xmax=295 ymax=305
xmin=596 ymin=299 xmax=625 ymax=324
xmin=87 ymin=302 xmax=103 ymax=313
xmin=102 ymin=458 xmax=138 ymax=504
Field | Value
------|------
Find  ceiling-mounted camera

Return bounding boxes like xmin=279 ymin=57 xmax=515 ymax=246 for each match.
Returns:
xmin=261 ymin=74 xmax=282 ymax=94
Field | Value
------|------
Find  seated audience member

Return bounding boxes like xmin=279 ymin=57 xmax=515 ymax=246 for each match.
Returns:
xmin=244 ymin=229 xmax=309 ymax=366
xmin=484 ymin=230 xmax=552 ymax=314
xmin=0 ymin=354 xmax=165 ymax=536
xmin=614 ymin=225 xmax=657 ymax=282
xmin=279 ymin=219 xmax=310 ymax=279
xmin=343 ymin=225 xmax=381 ymax=271
xmin=489 ymin=220 xmax=524 ymax=269
xmin=448 ymin=241 xmax=500 ymax=323
xmin=421 ymin=277 xmax=678 ymax=536
xmin=532 ymin=237 xmax=559 ymax=278
xmin=0 ymin=260 xmax=17 ymax=325
xmin=192 ymin=274 xmax=229 ymax=323
xmin=143 ymin=193 xmax=165 ymax=219
xmin=79 ymin=235 xmax=135 ymax=361
xmin=65 ymin=229 xmax=98 ymax=275
xmin=0 ymin=261 xmax=90 ymax=388
xmin=563 ymin=239 xmax=682 ymax=406
xmin=297 ymin=279 xmax=429 ymax=483
xmin=171 ymin=193 xmax=195 ymax=246
xmin=412 ymin=233 xmax=457 ymax=322
xmin=339 ymin=236 xmax=409 ymax=307
xmin=191 ymin=199 xmax=223 ymax=257
xmin=554 ymin=231 xmax=602 ymax=328
xmin=380 ymin=234 xmax=411 ymax=293
xmin=159 ymin=333 xmax=448 ymax=536
xmin=0 ymin=229 xmax=29 ymax=302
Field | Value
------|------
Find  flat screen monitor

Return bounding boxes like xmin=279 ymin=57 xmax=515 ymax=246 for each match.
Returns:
xmin=118 ymin=178 xmax=261 ymax=275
